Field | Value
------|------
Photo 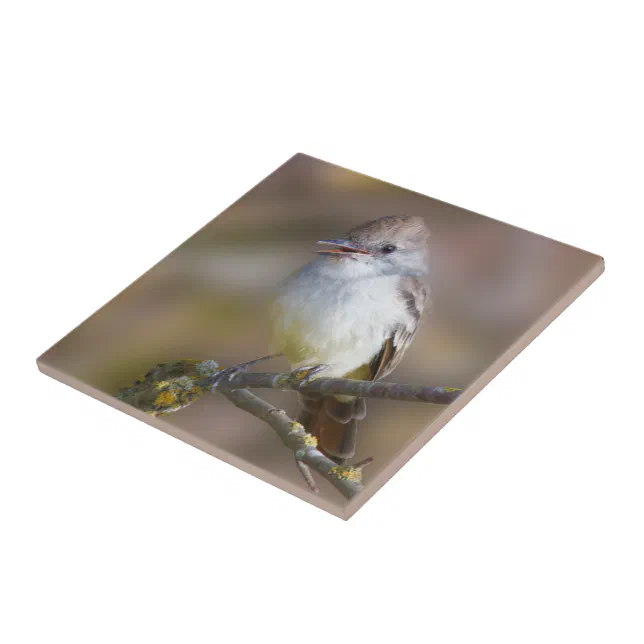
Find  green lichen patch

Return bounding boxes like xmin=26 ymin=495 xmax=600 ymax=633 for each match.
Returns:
xmin=196 ymin=360 xmax=221 ymax=377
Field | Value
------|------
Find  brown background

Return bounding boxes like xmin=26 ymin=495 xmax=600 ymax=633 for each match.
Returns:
xmin=39 ymin=153 xmax=602 ymax=509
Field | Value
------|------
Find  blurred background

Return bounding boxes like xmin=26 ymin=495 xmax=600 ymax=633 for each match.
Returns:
xmin=39 ymin=153 xmax=600 ymax=507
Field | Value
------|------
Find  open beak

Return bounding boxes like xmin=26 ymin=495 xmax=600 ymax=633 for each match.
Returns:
xmin=316 ymin=239 xmax=370 ymax=256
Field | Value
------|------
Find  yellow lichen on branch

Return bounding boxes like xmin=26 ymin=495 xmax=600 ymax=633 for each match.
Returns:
xmin=329 ymin=465 xmax=363 ymax=483
xmin=118 ymin=356 xmax=457 ymax=501
xmin=118 ymin=360 xmax=221 ymax=416
xmin=302 ymin=434 xmax=318 ymax=448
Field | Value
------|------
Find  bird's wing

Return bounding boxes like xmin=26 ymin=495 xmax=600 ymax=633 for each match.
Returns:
xmin=369 ymin=276 xmax=429 ymax=381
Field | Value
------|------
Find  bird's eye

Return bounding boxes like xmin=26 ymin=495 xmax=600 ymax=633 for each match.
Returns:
xmin=382 ymin=244 xmax=397 ymax=254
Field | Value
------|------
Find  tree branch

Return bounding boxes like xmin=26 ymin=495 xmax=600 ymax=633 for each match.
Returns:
xmin=117 ymin=359 xmax=460 ymax=501
xmin=204 ymin=372 xmax=461 ymax=405
xmin=220 ymin=388 xmax=370 ymax=499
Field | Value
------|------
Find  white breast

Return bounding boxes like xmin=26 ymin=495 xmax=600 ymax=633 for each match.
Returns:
xmin=270 ymin=259 xmax=409 ymax=377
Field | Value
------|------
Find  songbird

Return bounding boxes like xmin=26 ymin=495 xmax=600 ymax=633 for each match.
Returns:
xmin=270 ymin=214 xmax=431 ymax=463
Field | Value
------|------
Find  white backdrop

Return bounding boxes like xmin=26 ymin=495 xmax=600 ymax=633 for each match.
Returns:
xmin=1 ymin=1 xmax=642 ymax=642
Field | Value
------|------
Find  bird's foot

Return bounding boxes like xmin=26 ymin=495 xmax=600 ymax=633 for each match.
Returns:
xmin=209 ymin=354 xmax=281 ymax=389
xmin=289 ymin=364 xmax=330 ymax=387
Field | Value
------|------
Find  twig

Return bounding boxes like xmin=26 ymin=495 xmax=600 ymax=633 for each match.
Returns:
xmin=117 ymin=359 xmax=461 ymax=500
xmin=352 ymin=457 xmax=375 ymax=469
xmin=220 ymin=388 xmax=369 ymax=500
xmin=204 ymin=372 xmax=461 ymax=405
xmin=295 ymin=459 xmax=319 ymax=494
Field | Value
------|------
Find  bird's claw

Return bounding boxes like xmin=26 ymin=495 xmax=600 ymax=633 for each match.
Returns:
xmin=209 ymin=354 xmax=281 ymax=390
xmin=289 ymin=364 xmax=329 ymax=387
xmin=210 ymin=364 xmax=248 ymax=388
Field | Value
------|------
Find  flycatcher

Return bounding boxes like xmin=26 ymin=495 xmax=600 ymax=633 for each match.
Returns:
xmin=270 ymin=214 xmax=431 ymax=463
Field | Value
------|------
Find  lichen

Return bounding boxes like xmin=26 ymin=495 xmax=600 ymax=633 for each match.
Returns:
xmin=302 ymin=434 xmax=318 ymax=448
xmin=274 ymin=374 xmax=291 ymax=387
xmin=196 ymin=360 xmax=221 ymax=377
xmin=154 ymin=390 xmax=177 ymax=407
xmin=329 ymin=465 xmax=362 ymax=483
xmin=117 ymin=359 xmax=206 ymax=416
xmin=291 ymin=367 xmax=314 ymax=381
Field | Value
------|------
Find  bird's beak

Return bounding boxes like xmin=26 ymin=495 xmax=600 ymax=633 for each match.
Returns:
xmin=316 ymin=239 xmax=370 ymax=255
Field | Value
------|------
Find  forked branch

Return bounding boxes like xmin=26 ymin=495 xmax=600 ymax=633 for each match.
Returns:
xmin=118 ymin=359 xmax=460 ymax=500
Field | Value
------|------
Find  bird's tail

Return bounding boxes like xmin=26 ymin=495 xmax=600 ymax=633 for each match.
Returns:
xmin=297 ymin=394 xmax=367 ymax=464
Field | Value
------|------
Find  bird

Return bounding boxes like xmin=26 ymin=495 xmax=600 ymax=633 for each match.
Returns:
xmin=269 ymin=214 xmax=431 ymax=463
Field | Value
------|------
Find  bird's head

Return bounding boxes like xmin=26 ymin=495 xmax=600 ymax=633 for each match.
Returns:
xmin=316 ymin=215 xmax=431 ymax=277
